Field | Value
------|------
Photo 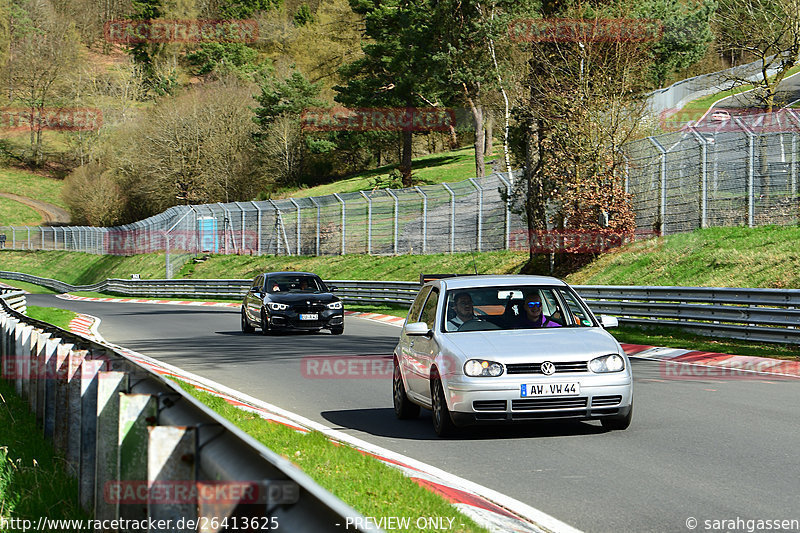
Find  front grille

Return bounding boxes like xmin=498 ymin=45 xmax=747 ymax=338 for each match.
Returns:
xmin=592 ymin=395 xmax=622 ymax=407
xmin=512 ymin=397 xmax=587 ymax=411
xmin=473 ymin=400 xmax=507 ymax=412
xmin=292 ymin=302 xmax=327 ymax=314
xmin=506 ymin=361 xmax=588 ymax=375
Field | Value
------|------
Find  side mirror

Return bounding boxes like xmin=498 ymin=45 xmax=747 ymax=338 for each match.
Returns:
xmin=599 ymin=315 xmax=618 ymax=329
xmin=405 ymin=322 xmax=431 ymax=337
xmin=328 ymin=285 xmax=338 ymax=292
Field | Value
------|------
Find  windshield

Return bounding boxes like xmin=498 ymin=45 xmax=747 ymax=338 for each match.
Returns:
xmin=267 ymin=275 xmax=325 ymax=293
xmin=442 ymin=286 xmax=595 ymax=332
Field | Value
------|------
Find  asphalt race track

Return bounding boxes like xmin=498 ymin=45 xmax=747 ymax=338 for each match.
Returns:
xmin=32 ymin=294 xmax=800 ymax=533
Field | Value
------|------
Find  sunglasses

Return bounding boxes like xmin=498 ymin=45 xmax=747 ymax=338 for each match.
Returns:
xmin=526 ymin=301 xmax=542 ymax=309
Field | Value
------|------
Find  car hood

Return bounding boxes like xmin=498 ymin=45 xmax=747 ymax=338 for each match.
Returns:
xmin=269 ymin=292 xmax=338 ymax=304
xmin=444 ymin=328 xmax=622 ymax=362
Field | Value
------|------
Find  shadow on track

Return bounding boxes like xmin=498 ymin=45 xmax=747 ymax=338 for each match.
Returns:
xmin=321 ymin=407 xmax=609 ymax=441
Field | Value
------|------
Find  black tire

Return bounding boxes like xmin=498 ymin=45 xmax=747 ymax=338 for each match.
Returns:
xmin=260 ymin=310 xmax=272 ymax=336
xmin=431 ymin=378 xmax=457 ymax=437
xmin=601 ymin=401 xmax=633 ymax=431
xmin=241 ymin=308 xmax=255 ymax=334
xmin=330 ymin=326 xmax=344 ymax=335
xmin=393 ymin=362 xmax=420 ymax=419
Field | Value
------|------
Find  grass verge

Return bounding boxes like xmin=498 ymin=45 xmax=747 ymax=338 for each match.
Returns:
xmin=0 ymin=378 xmax=88 ymax=525
xmin=0 ymin=168 xmax=66 ymax=209
xmin=0 ymin=197 xmax=42 ymax=226
xmin=171 ymin=379 xmax=488 ymax=533
xmin=275 ymin=145 xmax=502 ymax=199
xmin=24 ymin=306 xmax=78 ymax=330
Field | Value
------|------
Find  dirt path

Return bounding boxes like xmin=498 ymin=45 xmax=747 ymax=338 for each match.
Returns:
xmin=0 ymin=192 xmax=71 ymax=225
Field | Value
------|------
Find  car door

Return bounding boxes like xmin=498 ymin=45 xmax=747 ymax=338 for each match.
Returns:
xmin=406 ymin=288 xmax=440 ymax=403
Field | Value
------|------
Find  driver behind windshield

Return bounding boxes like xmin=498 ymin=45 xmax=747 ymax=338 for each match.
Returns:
xmin=447 ymin=292 xmax=475 ymax=330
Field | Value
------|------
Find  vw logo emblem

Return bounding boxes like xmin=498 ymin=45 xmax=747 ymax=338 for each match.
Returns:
xmin=540 ymin=361 xmax=556 ymax=375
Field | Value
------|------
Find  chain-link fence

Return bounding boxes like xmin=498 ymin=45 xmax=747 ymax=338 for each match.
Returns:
xmin=626 ymin=110 xmax=800 ymax=234
xmin=3 ymin=111 xmax=799 ymax=271
xmin=0 ymin=172 xmax=527 ymax=276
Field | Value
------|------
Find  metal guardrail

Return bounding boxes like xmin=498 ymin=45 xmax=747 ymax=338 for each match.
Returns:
xmin=2 ymin=271 xmax=800 ymax=344
xmin=0 ymin=291 xmax=378 ymax=532
xmin=573 ymin=285 xmax=800 ymax=344
xmin=0 ymin=288 xmax=26 ymax=313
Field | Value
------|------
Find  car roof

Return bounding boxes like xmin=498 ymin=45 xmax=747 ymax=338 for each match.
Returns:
xmin=436 ymin=274 xmax=567 ymax=290
xmin=263 ymin=272 xmax=318 ymax=277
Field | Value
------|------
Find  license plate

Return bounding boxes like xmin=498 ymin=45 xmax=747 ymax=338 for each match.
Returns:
xmin=299 ymin=313 xmax=318 ymax=321
xmin=521 ymin=382 xmax=580 ymax=397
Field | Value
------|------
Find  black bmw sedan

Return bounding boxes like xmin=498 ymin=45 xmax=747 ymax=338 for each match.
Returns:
xmin=241 ymin=272 xmax=344 ymax=335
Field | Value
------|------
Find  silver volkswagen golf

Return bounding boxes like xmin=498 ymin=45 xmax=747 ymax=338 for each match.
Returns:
xmin=393 ymin=275 xmax=633 ymax=436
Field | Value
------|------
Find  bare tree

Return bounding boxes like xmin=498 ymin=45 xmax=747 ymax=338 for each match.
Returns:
xmin=2 ymin=0 xmax=83 ymax=165
xmin=715 ymin=0 xmax=800 ymax=111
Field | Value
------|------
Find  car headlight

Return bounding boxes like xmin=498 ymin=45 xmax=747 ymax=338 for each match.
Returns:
xmin=268 ymin=302 xmax=289 ymax=311
xmin=326 ymin=301 xmax=342 ymax=310
xmin=464 ymin=359 xmax=504 ymax=377
xmin=589 ymin=354 xmax=625 ymax=373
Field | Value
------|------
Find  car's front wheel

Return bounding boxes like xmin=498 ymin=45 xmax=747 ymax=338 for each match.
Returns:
xmin=241 ymin=308 xmax=254 ymax=334
xmin=330 ymin=326 xmax=344 ymax=335
xmin=601 ymin=401 xmax=633 ymax=430
xmin=431 ymin=378 xmax=457 ymax=437
xmin=393 ymin=361 xmax=420 ymax=419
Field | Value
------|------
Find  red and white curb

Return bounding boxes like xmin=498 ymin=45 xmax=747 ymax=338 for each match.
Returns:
xmin=66 ymin=314 xmax=579 ymax=533
xmin=623 ymin=343 xmax=800 ymax=379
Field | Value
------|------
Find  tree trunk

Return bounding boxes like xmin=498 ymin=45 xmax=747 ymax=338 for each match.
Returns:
xmin=400 ymin=129 xmax=413 ymax=187
xmin=448 ymin=124 xmax=458 ymax=148
xmin=467 ymin=100 xmax=485 ymax=178
xmin=484 ymin=111 xmax=494 ymax=157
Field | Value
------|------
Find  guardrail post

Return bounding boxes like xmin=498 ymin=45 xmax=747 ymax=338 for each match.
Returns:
xmin=469 ymin=178 xmax=484 ymax=252
xmin=309 ymin=198 xmax=321 ymax=256
xmin=29 ymin=330 xmax=51 ymax=418
xmin=78 ymin=357 xmax=106 ymax=512
xmin=333 ymin=193 xmax=346 ymax=255
xmin=118 ymin=393 xmax=158 ymax=523
xmin=45 ymin=342 xmax=73 ymax=439
xmin=18 ymin=325 xmax=36 ymax=402
xmin=94 ymin=371 xmax=129 ymax=523
xmin=496 ymin=175 xmax=512 ymax=250
xmin=54 ymin=348 xmax=85 ymax=458
xmin=442 ymin=183 xmax=456 ymax=253
xmin=148 ymin=426 xmax=198 ymax=527
xmin=359 ymin=191 xmax=373 ymax=255
xmin=250 ymin=201 xmax=262 ymax=256
xmin=66 ymin=349 xmax=89 ymax=478
xmin=415 ymin=186 xmax=428 ymax=253
xmin=289 ymin=198 xmax=301 ymax=256
xmin=386 ymin=189 xmax=399 ymax=254
xmin=689 ymin=127 xmax=708 ymax=229
xmin=648 ymin=136 xmax=667 ymax=235
xmin=35 ymin=337 xmax=59 ymax=427
xmin=736 ymin=118 xmax=757 ymax=227
xmin=14 ymin=322 xmax=32 ymax=397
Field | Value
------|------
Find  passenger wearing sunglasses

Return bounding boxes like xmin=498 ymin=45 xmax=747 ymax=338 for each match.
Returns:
xmin=512 ymin=290 xmax=561 ymax=329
